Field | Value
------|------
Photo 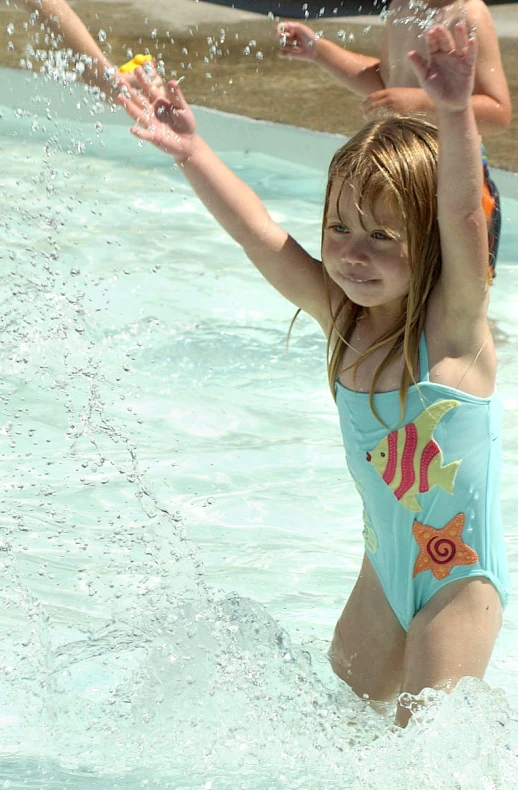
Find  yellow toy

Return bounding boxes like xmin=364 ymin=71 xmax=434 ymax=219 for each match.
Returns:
xmin=119 ymin=54 xmax=155 ymax=74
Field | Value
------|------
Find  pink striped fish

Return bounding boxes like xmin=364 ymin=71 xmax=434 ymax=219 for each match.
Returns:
xmin=366 ymin=400 xmax=461 ymax=512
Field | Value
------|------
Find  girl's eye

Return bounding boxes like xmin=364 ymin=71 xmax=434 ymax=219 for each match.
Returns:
xmin=372 ymin=230 xmax=390 ymax=241
xmin=330 ymin=224 xmax=348 ymax=234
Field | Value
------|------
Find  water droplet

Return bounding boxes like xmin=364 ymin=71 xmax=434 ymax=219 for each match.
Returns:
xmin=98 ymin=29 xmax=106 ymax=44
xmin=6 ymin=22 xmax=14 ymax=35
xmin=151 ymin=29 xmax=158 ymax=39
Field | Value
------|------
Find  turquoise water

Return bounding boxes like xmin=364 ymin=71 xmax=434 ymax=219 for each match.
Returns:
xmin=2 ymin=71 xmax=518 ymax=788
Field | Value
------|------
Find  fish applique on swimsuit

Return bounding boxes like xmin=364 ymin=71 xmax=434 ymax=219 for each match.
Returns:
xmin=366 ymin=399 xmax=461 ymax=512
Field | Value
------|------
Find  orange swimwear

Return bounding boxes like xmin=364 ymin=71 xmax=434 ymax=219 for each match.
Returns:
xmin=482 ymin=157 xmax=501 ymax=282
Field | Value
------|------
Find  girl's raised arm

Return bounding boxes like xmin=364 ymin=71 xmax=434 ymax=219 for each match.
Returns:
xmin=119 ymin=74 xmax=330 ymax=327
xmin=408 ymin=24 xmax=489 ymax=317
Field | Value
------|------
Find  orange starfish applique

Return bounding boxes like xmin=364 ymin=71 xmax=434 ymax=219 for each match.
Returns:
xmin=412 ymin=513 xmax=478 ymax=580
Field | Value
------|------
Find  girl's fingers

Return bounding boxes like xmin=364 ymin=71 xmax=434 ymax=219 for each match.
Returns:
xmin=424 ymin=23 xmax=454 ymax=57
xmin=407 ymin=49 xmax=428 ymax=82
xmin=119 ymin=92 xmax=157 ymax=130
xmin=134 ymin=66 xmax=164 ymax=105
xmin=117 ymin=93 xmax=142 ymax=122
xmin=455 ymin=22 xmax=477 ymax=61
xmin=424 ymin=22 xmax=475 ymax=60
xmin=454 ymin=22 xmax=468 ymax=54
xmin=118 ymin=82 xmax=151 ymax=115
xmin=166 ymin=80 xmax=188 ymax=111
xmin=130 ymin=124 xmax=151 ymax=141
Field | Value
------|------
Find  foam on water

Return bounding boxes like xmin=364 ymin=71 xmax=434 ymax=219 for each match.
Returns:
xmin=1 ymin=69 xmax=518 ymax=788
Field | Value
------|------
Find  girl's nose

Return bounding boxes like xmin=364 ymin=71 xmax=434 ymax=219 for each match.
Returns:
xmin=341 ymin=242 xmax=368 ymax=264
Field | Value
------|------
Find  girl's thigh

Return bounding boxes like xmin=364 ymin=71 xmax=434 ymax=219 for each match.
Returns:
xmin=328 ymin=553 xmax=406 ymax=702
xmin=398 ymin=575 xmax=503 ymax=726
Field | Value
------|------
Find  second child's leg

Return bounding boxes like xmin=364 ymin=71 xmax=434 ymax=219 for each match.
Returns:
xmin=328 ymin=554 xmax=406 ymax=702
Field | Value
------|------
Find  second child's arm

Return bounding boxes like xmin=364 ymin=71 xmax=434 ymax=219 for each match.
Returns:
xmin=278 ymin=22 xmax=385 ymax=98
xmin=119 ymin=75 xmax=330 ymax=327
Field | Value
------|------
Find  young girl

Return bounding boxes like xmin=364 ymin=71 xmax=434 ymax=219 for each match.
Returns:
xmin=119 ymin=24 xmax=508 ymax=727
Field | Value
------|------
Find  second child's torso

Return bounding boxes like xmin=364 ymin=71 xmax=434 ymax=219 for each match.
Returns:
xmin=381 ymin=0 xmax=472 ymax=88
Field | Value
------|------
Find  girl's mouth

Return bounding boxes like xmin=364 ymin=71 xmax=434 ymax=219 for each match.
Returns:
xmin=343 ymin=274 xmax=378 ymax=284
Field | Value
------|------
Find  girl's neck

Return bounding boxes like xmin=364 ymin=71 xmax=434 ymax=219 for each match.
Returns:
xmin=362 ymin=303 xmax=405 ymax=337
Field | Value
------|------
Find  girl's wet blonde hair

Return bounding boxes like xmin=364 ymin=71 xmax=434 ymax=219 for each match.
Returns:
xmin=323 ymin=115 xmax=442 ymax=424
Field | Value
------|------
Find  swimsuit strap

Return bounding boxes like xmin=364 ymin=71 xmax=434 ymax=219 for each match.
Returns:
xmin=418 ymin=332 xmax=430 ymax=382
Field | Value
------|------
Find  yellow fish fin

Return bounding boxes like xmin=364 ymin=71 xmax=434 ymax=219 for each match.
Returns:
xmin=431 ymin=458 xmax=461 ymax=494
xmin=414 ymin=399 xmax=459 ymax=436
xmin=401 ymin=492 xmax=422 ymax=512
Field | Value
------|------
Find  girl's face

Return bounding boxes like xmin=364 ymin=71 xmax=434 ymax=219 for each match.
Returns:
xmin=322 ymin=181 xmax=410 ymax=313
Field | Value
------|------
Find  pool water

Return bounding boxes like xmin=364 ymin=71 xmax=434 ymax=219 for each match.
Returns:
xmin=1 ymin=69 xmax=518 ymax=788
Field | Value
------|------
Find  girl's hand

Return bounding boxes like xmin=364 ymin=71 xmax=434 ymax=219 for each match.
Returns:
xmin=277 ymin=22 xmax=319 ymax=60
xmin=118 ymin=70 xmax=196 ymax=162
xmin=407 ymin=23 xmax=476 ymax=112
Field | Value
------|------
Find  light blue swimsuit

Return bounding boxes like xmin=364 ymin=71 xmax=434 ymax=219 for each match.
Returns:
xmin=335 ymin=333 xmax=509 ymax=631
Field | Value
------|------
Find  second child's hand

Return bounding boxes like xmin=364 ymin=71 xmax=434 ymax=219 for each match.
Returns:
xmin=277 ymin=22 xmax=318 ymax=60
xmin=361 ymin=87 xmax=432 ymax=119
xmin=117 ymin=69 xmax=197 ymax=162
xmin=407 ymin=23 xmax=476 ymax=110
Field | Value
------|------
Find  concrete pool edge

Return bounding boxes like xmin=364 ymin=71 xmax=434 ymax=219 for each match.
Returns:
xmin=2 ymin=66 xmax=517 ymax=197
